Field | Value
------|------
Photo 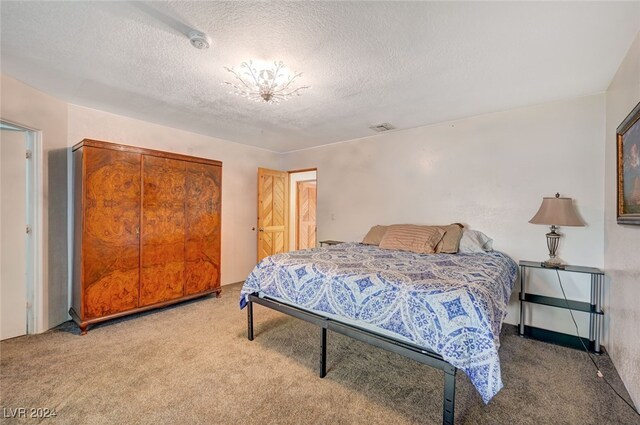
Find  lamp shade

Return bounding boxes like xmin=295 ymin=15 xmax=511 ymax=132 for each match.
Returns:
xmin=529 ymin=194 xmax=585 ymax=226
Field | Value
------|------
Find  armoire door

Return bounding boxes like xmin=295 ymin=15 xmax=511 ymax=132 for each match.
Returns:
xmin=140 ymin=155 xmax=186 ymax=306
xmin=83 ymin=147 xmax=141 ymax=318
xmin=185 ymin=163 xmax=222 ymax=295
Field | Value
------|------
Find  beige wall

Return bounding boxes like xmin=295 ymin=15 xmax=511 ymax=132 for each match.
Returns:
xmin=67 ymin=105 xmax=282 ymax=287
xmin=604 ymin=31 xmax=640 ymax=409
xmin=0 ymin=75 xmax=69 ymax=331
xmin=282 ymin=95 xmax=607 ymax=337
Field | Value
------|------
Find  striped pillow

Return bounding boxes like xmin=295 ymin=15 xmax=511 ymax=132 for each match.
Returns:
xmin=362 ymin=225 xmax=388 ymax=245
xmin=378 ymin=224 xmax=445 ymax=254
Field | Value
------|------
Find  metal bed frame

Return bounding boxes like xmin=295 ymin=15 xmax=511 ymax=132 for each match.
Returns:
xmin=246 ymin=293 xmax=457 ymax=425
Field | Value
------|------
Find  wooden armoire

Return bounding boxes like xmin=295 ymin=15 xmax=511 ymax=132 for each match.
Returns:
xmin=70 ymin=140 xmax=222 ymax=334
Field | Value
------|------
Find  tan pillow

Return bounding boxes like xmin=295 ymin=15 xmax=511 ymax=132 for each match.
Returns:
xmin=435 ymin=223 xmax=465 ymax=254
xmin=362 ymin=225 xmax=388 ymax=245
xmin=378 ymin=224 xmax=445 ymax=254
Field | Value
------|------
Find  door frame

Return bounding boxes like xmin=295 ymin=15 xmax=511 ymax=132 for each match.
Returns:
xmin=0 ymin=119 xmax=44 ymax=335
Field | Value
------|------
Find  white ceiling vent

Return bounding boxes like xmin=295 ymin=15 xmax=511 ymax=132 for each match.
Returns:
xmin=368 ymin=123 xmax=396 ymax=133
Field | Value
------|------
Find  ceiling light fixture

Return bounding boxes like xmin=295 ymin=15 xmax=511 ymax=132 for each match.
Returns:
xmin=223 ymin=60 xmax=310 ymax=104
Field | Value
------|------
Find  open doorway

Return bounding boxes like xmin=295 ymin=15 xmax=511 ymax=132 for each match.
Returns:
xmin=0 ymin=121 xmax=42 ymax=340
xmin=256 ymin=167 xmax=317 ymax=262
xmin=289 ymin=170 xmax=317 ymax=250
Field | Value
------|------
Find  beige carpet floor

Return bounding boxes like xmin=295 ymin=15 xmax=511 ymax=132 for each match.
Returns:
xmin=1 ymin=283 xmax=638 ymax=425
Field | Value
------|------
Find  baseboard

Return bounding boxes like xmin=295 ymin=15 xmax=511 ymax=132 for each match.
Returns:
xmin=221 ymin=280 xmax=245 ymax=287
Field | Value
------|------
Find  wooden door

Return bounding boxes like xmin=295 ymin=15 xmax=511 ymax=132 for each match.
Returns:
xmin=296 ymin=180 xmax=317 ymax=250
xmin=83 ymin=147 xmax=141 ymax=318
xmin=185 ymin=163 xmax=222 ymax=295
xmin=257 ymin=168 xmax=289 ymax=262
xmin=140 ymin=155 xmax=186 ymax=306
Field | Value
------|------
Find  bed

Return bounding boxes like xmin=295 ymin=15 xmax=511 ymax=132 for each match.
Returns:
xmin=240 ymin=242 xmax=517 ymax=424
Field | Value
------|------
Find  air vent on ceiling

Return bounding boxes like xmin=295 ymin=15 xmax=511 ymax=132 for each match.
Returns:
xmin=368 ymin=123 xmax=396 ymax=133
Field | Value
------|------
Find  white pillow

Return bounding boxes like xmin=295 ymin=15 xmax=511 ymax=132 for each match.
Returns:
xmin=458 ymin=229 xmax=494 ymax=253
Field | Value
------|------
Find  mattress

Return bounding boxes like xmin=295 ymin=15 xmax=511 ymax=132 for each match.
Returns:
xmin=240 ymin=242 xmax=517 ymax=403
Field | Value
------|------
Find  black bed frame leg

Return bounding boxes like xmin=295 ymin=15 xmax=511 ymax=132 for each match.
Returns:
xmin=320 ymin=327 xmax=327 ymax=378
xmin=443 ymin=366 xmax=456 ymax=425
xmin=247 ymin=300 xmax=254 ymax=341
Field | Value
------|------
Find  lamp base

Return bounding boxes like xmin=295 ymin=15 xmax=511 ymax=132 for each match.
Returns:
xmin=541 ymin=256 xmax=565 ymax=269
xmin=541 ymin=226 xmax=564 ymax=269
xmin=541 ymin=261 xmax=565 ymax=270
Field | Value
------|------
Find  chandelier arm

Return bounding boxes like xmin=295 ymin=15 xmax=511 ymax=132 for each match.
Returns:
xmin=281 ymin=86 xmax=310 ymax=97
xmin=274 ymin=80 xmax=294 ymax=93
xmin=225 ymin=68 xmax=257 ymax=94
xmin=228 ymin=82 xmax=258 ymax=98
xmin=270 ymin=62 xmax=285 ymax=92
xmin=272 ymin=76 xmax=298 ymax=94
xmin=273 ymin=80 xmax=306 ymax=95
xmin=274 ymin=71 xmax=305 ymax=94
xmin=244 ymin=63 xmax=264 ymax=89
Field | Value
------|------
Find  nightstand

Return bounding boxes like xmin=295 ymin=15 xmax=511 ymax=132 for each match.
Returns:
xmin=319 ymin=240 xmax=343 ymax=247
xmin=518 ymin=260 xmax=605 ymax=354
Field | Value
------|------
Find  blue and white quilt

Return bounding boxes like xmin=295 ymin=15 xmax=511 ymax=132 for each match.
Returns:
xmin=240 ymin=243 xmax=517 ymax=403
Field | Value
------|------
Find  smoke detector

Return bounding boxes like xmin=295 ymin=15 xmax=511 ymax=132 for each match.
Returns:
xmin=369 ymin=123 xmax=396 ymax=132
xmin=188 ymin=30 xmax=211 ymax=50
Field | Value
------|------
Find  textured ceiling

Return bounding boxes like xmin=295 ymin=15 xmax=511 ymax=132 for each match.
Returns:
xmin=1 ymin=2 xmax=639 ymax=152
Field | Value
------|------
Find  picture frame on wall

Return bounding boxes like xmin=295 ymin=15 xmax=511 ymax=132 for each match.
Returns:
xmin=617 ymin=101 xmax=640 ymax=225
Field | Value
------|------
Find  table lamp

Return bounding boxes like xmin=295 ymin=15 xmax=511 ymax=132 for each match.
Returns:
xmin=529 ymin=193 xmax=584 ymax=268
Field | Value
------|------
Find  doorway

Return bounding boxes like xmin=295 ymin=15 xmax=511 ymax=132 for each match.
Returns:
xmin=289 ymin=170 xmax=317 ymax=250
xmin=256 ymin=168 xmax=317 ymax=262
xmin=0 ymin=121 xmax=42 ymax=340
